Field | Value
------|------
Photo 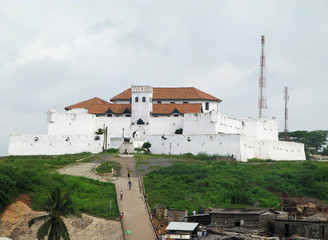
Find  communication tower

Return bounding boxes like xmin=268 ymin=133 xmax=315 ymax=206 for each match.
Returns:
xmin=284 ymin=87 xmax=289 ymax=140
xmin=258 ymin=35 xmax=267 ymax=118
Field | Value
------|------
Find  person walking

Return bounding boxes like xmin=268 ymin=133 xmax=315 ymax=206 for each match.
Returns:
xmin=128 ymin=180 xmax=132 ymax=190
xmin=120 ymin=190 xmax=123 ymax=200
xmin=128 ymin=170 xmax=131 ymax=178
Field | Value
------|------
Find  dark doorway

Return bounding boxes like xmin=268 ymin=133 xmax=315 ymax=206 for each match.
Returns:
xmin=284 ymin=224 xmax=290 ymax=237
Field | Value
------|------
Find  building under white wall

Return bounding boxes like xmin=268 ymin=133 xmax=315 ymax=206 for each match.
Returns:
xmin=8 ymin=86 xmax=305 ymax=161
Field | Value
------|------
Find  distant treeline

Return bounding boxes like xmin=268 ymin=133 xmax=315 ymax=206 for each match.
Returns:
xmin=279 ymin=130 xmax=328 ymax=157
xmin=144 ymin=160 xmax=328 ymax=213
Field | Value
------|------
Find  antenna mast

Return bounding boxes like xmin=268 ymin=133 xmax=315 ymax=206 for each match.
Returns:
xmin=258 ymin=35 xmax=267 ymax=118
xmin=284 ymin=87 xmax=289 ymax=140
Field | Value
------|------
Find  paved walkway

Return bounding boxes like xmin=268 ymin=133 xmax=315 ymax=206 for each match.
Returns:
xmin=115 ymin=177 xmax=156 ymax=240
xmin=58 ymin=157 xmax=156 ymax=240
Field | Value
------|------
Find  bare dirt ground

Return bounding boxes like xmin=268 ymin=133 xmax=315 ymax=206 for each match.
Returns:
xmin=0 ymin=200 xmax=123 ymax=240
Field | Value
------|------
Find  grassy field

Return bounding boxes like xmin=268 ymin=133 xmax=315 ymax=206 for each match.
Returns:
xmin=0 ymin=153 xmax=119 ymax=219
xmin=143 ymin=159 xmax=328 ymax=213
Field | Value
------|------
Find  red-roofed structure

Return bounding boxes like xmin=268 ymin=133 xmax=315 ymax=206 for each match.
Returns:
xmin=65 ymin=87 xmax=219 ymax=116
xmin=110 ymin=87 xmax=221 ymax=102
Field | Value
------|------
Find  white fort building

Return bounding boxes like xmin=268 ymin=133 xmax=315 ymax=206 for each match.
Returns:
xmin=9 ymin=86 xmax=305 ymax=161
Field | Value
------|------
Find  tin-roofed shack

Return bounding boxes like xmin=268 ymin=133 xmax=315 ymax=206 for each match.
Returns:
xmin=165 ymin=222 xmax=199 ymax=240
xmin=275 ymin=219 xmax=328 ymax=239
xmin=187 ymin=208 xmax=287 ymax=235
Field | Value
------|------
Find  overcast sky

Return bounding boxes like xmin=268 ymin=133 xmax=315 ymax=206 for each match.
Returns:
xmin=1 ymin=0 xmax=327 ymax=156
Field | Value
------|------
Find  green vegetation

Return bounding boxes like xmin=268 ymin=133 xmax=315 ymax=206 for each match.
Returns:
xmin=95 ymin=128 xmax=104 ymax=135
xmin=279 ymin=130 xmax=328 ymax=157
xmin=142 ymin=142 xmax=151 ymax=152
xmin=175 ymin=128 xmax=183 ymax=134
xmin=144 ymin=160 xmax=328 ymax=212
xmin=106 ymin=148 xmax=119 ymax=153
xmin=95 ymin=161 xmax=112 ymax=173
xmin=0 ymin=154 xmax=118 ymax=219
xmin=0 ymin=153 xmax=94 ymax=171
xmin=28 ymin=187 xmax=81 ymax=240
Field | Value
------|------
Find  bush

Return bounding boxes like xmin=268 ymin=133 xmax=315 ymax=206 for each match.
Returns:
xmin=175 ymin=128 xmax=183 ymax=134
xmin=106 ymin=148 xmax=119 ymax=153
xmin=0 ymin=175 xmax=18 ymax=212
xmin=142 ymin=142 xmax=151 ymax=152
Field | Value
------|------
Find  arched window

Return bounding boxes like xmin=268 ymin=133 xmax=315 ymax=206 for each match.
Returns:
xmin=142 ymin=97 xmax=146 ymax=102
xmin=135 ymin=97 xmax=139 ymax=102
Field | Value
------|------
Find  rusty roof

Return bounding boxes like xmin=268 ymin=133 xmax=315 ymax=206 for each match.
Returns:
xmin=110 ymin=87 xmax=221 ymax=102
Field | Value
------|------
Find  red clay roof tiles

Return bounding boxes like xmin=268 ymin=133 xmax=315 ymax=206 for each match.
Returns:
xmin=152 ymin=103 xmax=202 ymax=115
xmin=110 ymin=87 xmax=221 ymax=102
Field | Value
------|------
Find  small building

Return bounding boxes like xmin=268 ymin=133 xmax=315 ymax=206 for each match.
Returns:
xmin=165 ymin=222 xmax=199 ymax=240
xmin=187 ymin=208 xmax=287 ymax=234
xmin=275 ymin=219 xmax=328 ymax=239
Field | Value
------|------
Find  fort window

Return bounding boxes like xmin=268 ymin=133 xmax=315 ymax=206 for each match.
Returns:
xmin=125 ymin=114 xmax=131 ymax=117
xmin=205 ymin=102 xmax=209 ymax=110
xmin=157 ymin=101 xmax=161 ymax=103
xmin=107 ymin=114 xmax=112 ymax=117
xmin=142 ymin=97 xmax=146 ymax=102
xmin=135 ymin=97 xmax=139 ymax=102
xmin=173 ymin=114 xmax=179 ymax=117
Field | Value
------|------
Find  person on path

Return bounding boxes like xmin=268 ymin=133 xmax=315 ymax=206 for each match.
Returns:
xmin=120 ymin=190 xmax=123 ymax=200
xmin=128 ymin=170 xmax=131 ymax=178
xmin=128 ymin=180 xmax=132 ymax=190
xmin=117 ymin=212 xmax=124 ymax=220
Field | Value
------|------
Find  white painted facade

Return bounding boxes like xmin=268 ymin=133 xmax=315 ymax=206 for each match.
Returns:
xmin=8 ymin=85 xmax=305 ymax=161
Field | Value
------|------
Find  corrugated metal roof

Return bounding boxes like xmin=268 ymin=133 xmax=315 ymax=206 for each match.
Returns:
xmin=166 ymin=222 xmax=199 ymax=231
xmin=165 ymin=234 xmax=190 ymax=239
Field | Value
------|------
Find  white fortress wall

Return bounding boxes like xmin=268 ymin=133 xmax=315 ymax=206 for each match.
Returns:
xmin=216 ymin=113 xmax=242 ymax=134
xmin=148 ymin=116 xmax=184 ymax=135
xmin=147 ymin=134 xmax=242 ymax=160
xmin=95 ymin=116 xmax=131 ymax=137
xmin=183 ymin=113 xmax=217 ymax=135
xmin=47 ymin=110 xmax=96 ymax=135
xmin=183 ymin=112 xmax=242 ymax=135
xmin=240 ymin=136 xmax=305 ymax=161
xmin=240 ymin=118 xmax=278 ymax=140
xmin=8 ymin=134 xmax=103 ymax=156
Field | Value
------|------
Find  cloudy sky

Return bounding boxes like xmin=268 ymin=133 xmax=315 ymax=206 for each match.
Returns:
xmin=1 ymin=0 xmax=327 ymax=156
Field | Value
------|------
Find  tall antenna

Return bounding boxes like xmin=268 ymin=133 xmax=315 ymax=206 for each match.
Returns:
xmin=284 ymin=87 xmax=289 ymax=140
xmin=258 ymin=35 xmax=267 ymax=118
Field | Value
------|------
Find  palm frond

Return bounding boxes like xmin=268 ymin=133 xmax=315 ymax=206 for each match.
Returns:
xmin=28 ymin=214 xmax=49 ymax=227
xmin=37 ymin=219 xmax=52 ymax=240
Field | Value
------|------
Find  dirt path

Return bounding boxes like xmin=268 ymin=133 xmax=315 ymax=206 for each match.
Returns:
xmin=58 ymin=156 xmax=156 ymax=240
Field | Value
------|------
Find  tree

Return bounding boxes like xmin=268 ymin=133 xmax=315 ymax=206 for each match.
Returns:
xmin=142 ymin=142 xmax=151 ymax=152
xmin=28 ymin=187 xmax=81 ymax=240
xmin=175 ymin=128 xmax=183 ymax=134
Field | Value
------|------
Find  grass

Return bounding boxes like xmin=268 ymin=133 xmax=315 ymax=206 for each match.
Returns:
xmin=0 ymin=152 xmax=96 ymax=172
xmin=0 ymin=153 xmax=119 ymax=219
xmin=143 ymin=160 xmax=328 ymax=212
xmin=95 ymin=161 xmax=113 ymax=174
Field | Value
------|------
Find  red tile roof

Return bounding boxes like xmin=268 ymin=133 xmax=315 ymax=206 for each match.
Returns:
xmin=65 ymin=97 xmax=131 ymax=115
xmin=65 ymin=97 xmax=110 ymax=110
xmin=110 ymin=87 xmax=221 ymax=102
xmin=152 ymin=103 xmax=202 ymax=115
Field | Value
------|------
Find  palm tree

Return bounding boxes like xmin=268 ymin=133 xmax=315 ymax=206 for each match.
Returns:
xmin=28 ymin=187 xmax=81 ymax=240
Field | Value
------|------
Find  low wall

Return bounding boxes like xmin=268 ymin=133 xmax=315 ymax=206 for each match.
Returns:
xmin=147 ymin=134 xmax=243 ymax=160
xmin=8 ymin=134 xmax=103 ymax=155
xmin=241 ymin=137 xmax=306 ymax=161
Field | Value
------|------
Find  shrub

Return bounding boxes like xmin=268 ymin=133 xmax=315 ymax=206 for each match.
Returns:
xmin=142 ymin=142 xmax=151 ymax=152
xmin=175 ymin=128 xmax=183 ymax=134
